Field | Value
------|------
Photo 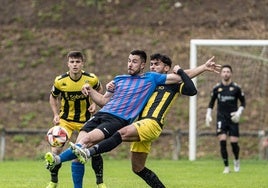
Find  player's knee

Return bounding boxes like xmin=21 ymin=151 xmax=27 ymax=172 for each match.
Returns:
xmin=132 ymin=163 xmax=144 ymax=174
xmin=118 ymin=127 xmax=129 ymax=139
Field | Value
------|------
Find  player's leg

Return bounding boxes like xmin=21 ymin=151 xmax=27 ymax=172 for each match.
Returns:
xmin=230 ymin=137 xmax=239 ymax=160
xmin=91 ymin=154 xmax=106 ymax=187
xmin=46 ymin=147 xmax=62 ymax=188
xmin=54 ymin=131 xmax=88 ymax=163
xmin=70 ymin=123 xmax=87 ymax=188
xmin=46 ymin=120 xmax=73 ymax=188
xmin=130 ymin=119 xmax=165 ymax=187
xmin=218 ymin=134 xmax=229 ymax=173
xmin=230 ymin=123 xmax=240 ymax=172
xmin=71 ymin=114 xmax=127 ymax=188
xmin=83 ymin=119 xmax=162 ymax=157
xmin=82 ymin=121 xmax=106 ymax=187
xmin=71 ymin=115 xmax=130 ymax=159
xmin=217 ymin=120 xmax=230 ymax=173
xmin=131 ymin=145 xmax=165 ymax=187
xmin=71 ymin=127 xmax=130 ymax=161
xmin=71 ymin=160 xmax=85 ymax=188
xmin=71 ymin=116 xmax=105 ymax=188
xmin=70 ymin=132 xmax=106 ymax=187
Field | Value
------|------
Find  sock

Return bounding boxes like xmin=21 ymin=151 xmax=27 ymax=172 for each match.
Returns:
xmin=59 ymin=144 xmax=82 ymax=162
xmin=135 ymin=167 xmax=165 ymax=188
xmin=89 ymin=131 xmax=122 ymax=156
xmin=91 ymin=154 xmax=104 ymax=184
xmin=50 ymin=163 xmax=62 ymax=183
xmin=71 ymin=161 xmax=85 ymax=188
xmin=220 ymin=140 xmax=229 ymax=166
xmin=231 ymin=142 xmax=240 ymax=160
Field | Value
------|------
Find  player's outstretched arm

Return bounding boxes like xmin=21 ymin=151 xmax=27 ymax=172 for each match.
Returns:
xmin=165 ymin=57 xmax=221 ymax=84
xmin=184 ymin=56 xmax=221 ymax=78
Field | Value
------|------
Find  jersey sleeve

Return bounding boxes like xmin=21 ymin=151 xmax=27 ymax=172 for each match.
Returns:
xmin=50 ymin=76 xmax=61 ymax=97
xmin=177 ymin=69 xmax=197 ymax=96
xmin=150 ymin=72 xmax=167 ymax=85
xmin=90 ymin=73 xmax=102 ymax=91
xmin=208 ymin=86 xmax=218 ymax=109
xmin=237 ymin=87 xmax=246 ymax=108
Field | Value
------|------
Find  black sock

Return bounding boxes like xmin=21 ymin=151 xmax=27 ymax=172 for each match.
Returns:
xmin=89 ymin=131 xmax=122 ymax=156
xmin=135 ymin=167 xmax=165 ymax=188
xmin=91 ymin=154 xmax=104 ymax=184
xmin=231 ymin=142 xmax=240 ymax=160
xmin=220 ymin=140 xmax=228 ymax=166
xmin=50 ymin=163 xmax=62 ymax=183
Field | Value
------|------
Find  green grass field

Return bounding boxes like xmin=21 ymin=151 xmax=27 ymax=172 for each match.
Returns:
xmin=0 ymin=159 xmax=267 ymax=188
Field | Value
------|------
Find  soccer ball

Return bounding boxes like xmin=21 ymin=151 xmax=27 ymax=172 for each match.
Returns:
xmin=46 ymin=126 xmax=68 ymax=147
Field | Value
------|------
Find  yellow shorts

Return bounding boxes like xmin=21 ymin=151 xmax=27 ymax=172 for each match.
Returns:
xmin=59 ymin=119 xmax=84 ymax=138
xmin=130 ymin=119 xmax=162 ymax=154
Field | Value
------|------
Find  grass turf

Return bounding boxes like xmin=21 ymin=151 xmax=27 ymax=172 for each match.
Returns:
xmin=0 ymin=159 xmax=267 ymax=188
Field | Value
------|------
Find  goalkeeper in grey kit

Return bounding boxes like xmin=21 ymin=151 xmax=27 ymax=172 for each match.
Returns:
xmin=205 ymin=64 xmax=246 ymax=174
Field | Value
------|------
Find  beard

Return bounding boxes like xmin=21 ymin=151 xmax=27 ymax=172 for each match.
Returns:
xmin=128 ymin=69 xmax=141 ymax=76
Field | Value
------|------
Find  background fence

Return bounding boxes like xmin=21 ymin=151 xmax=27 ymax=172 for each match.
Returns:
xmin=1 ymin=128 xmax=268 ymax=161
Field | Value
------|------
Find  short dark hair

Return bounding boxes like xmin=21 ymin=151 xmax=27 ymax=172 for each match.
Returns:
xmin=130 ymin=50 xmax=147 ymax=63
xmin=150 ymin=53 xmax=172 ymax=67
xmin=67 ymin=51 xmax=85 ymax=62
xmin=221 ymin=64 xmax=232 ymax=72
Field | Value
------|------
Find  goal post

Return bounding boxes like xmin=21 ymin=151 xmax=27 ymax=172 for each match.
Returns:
xmin=189 ymin=39 xmax=268 ymax=161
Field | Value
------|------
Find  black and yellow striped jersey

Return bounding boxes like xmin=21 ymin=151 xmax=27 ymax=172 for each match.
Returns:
xmin=51 ymin=70 xmax=101 ymax=123
xmin=139 ymin=83 xmax=184 ymax=127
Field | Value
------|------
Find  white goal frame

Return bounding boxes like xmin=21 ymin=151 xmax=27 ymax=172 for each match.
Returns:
xmin=189 ymin=39 xmax=268 ymax=161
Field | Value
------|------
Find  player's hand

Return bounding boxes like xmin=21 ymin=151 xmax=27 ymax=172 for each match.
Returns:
xmin=205 ymin=108 xmax=212 ymax=127
xmin=106 ymin=81 xmax=115 ymax=93
xmin=204 ymin=56 xmax=221 ymax=74
xmin=230 ymin=112 xmax=240 ymax=123
xmin=230 ymin=106 xmax=244 ymax=123
xmin=88 ymin=103 xmax=97 ymax=114
xmin=53 ymin=115 xmax=60 ymax=125
xmin=173 ymin=65 xmax=182 ymax=74
xmin=82 ymin=83 xmax=91 ymax=96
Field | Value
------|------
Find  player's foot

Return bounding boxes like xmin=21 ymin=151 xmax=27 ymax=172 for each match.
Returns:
xmin=69 ymin=142 xmax=88 ymax=164
xmin=234 ymin=159 xmax=240 ymax=172
xmin=46 ymin=181 xmax=58 ymax=188
xmin=97 ymin=183 xmax=107 ymax=188
xmin=223 ymin=166 xmax=230 ymax=174
xmin=45 ymin=152 xmax=57 ymax=171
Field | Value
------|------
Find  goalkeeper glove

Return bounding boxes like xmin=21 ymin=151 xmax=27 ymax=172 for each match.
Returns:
xmin=230 ymin=106 xmax=244 ymax=123
xmin=205 ymin=108 xmax=212 ymax=127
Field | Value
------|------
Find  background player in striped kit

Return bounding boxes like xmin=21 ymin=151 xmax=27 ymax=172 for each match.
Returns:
xmin=46 ymin=51 xmax=104 ymax=188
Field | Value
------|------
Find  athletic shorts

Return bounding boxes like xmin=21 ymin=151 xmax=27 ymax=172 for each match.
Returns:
xmin=59 ymin=119 xmax=84 ymax=138
xmin=130 ymin=118 xmax=162 ymax=154
xmin=216 ymin=116 xmax=239 ymax=137
xmin=81 ymin=112 xmax=129 ymax=138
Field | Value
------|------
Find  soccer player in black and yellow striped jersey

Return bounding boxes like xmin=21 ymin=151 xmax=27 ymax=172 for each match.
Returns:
xmin=47 ymin=51 xmax=105 ymax=188
xmin=71 ymin=54 xmax=220 ymax=187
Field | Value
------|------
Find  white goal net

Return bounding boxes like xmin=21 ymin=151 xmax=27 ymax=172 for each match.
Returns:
xmin=189 ymin=39 xmax=268 ymax=160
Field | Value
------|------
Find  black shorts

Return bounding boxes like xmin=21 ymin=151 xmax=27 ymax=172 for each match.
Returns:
xmin=216 ymin=114 xmax=239 ymax=137
xmin=81 ymin=112 xmax=129 ymax=138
